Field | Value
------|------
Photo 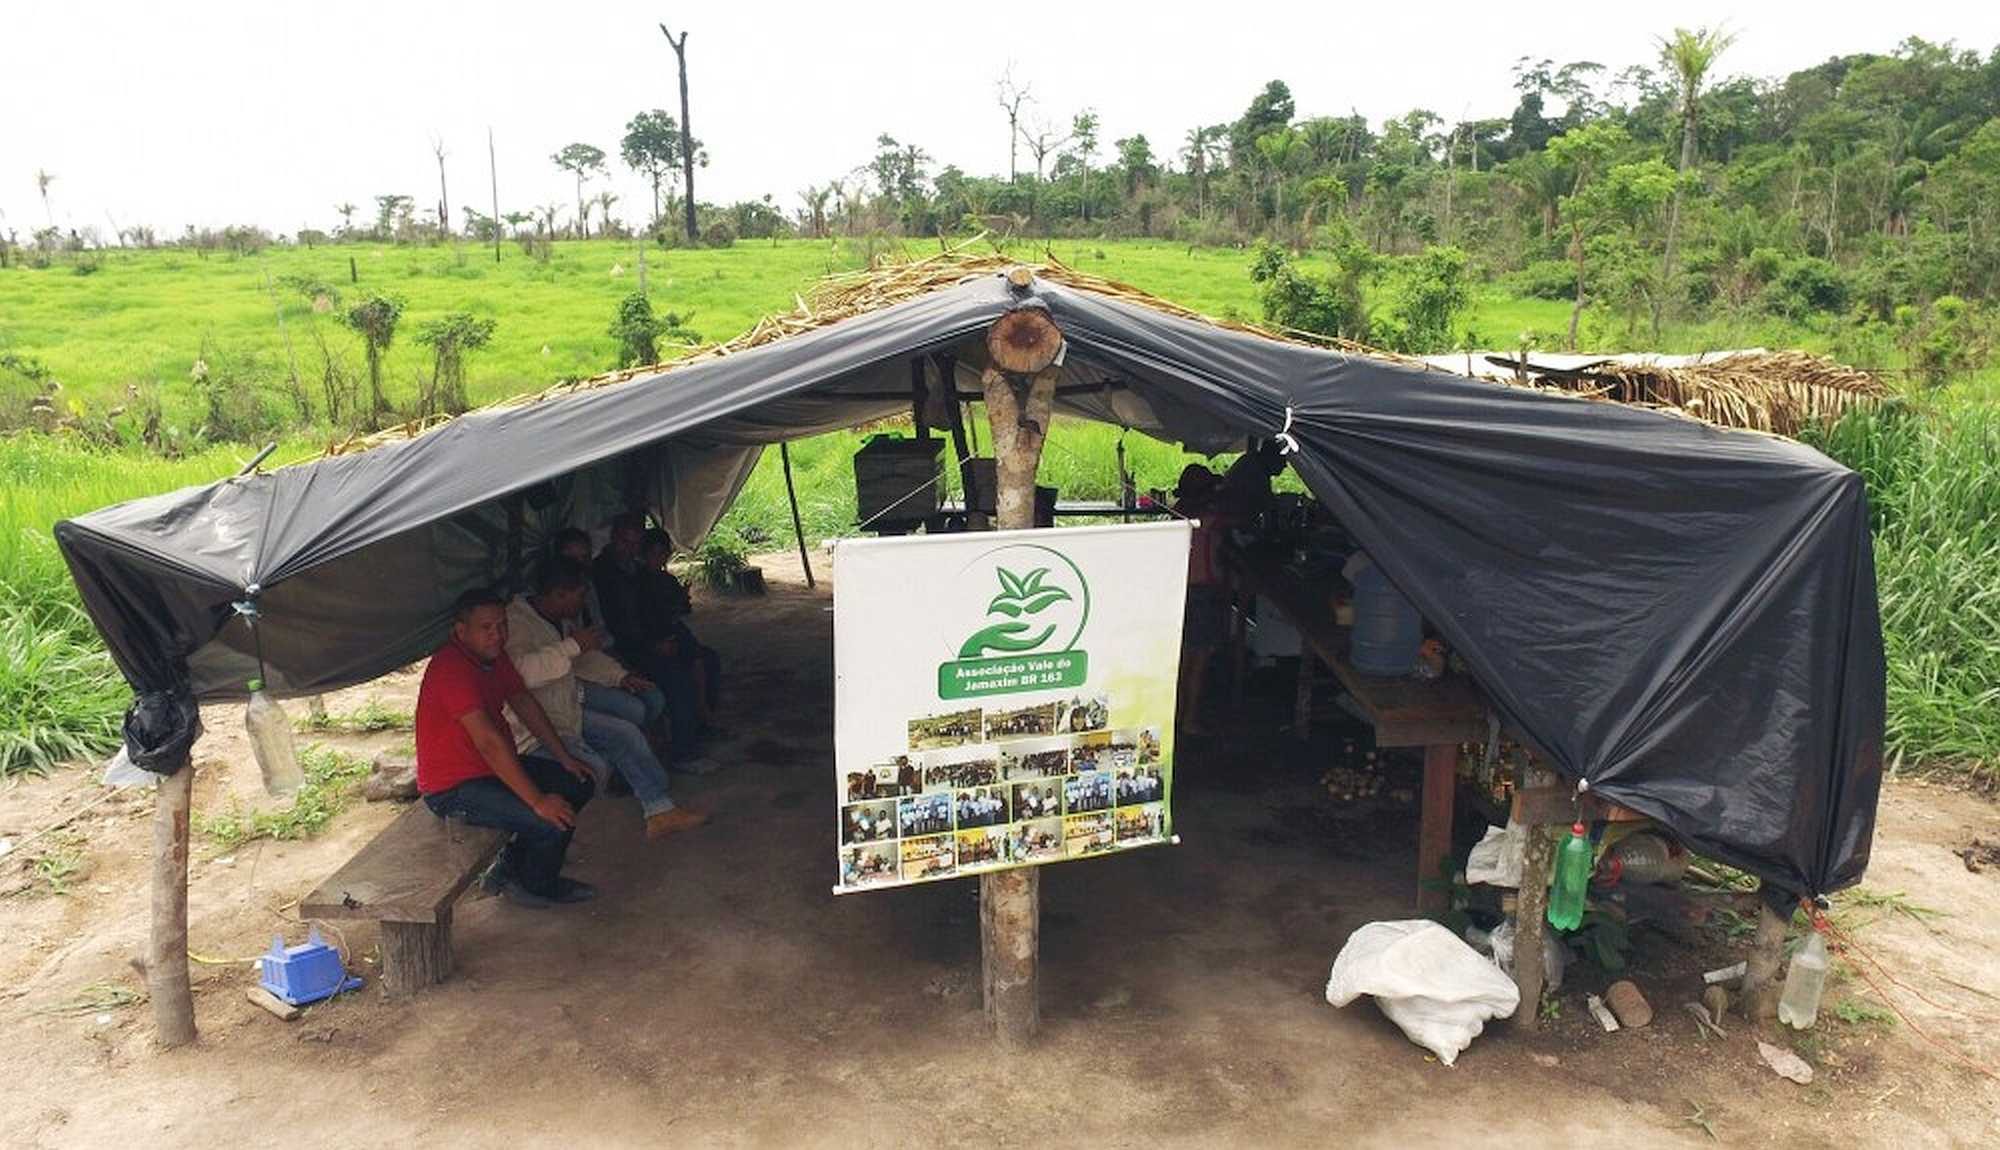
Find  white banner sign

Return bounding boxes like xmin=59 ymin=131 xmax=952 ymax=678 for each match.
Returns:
xmin=831 ymin=521 xmax=1190 ymax=892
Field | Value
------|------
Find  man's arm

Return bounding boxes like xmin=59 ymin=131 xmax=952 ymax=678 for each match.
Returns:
xmin=507 ymin=632 xmax=578 ymax=689
xmin=507 ymin=688 xmax=592 ymax=783
xmin=458 ymin=709 xmax=574 ymax=829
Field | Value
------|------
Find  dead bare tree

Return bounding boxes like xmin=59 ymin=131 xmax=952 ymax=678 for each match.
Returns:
xmin=659 ymin=22 xmax=699 ymax=243
xmin=431 ymin=136 xmax=450 ymax=240
xmin=996 ymin=64 xmax=1032 ymax=184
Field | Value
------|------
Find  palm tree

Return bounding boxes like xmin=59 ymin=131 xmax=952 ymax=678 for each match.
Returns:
xmin=334 ymin=202 xmax=357 ymax=236
xmin=1255 ymin=128 xmax=1302 ymax=233
xmin=1658 ymin=25 xmax=1736 ymax=311
xmin=594 ymin=189 xmax=619 ymax=236
xmin=1182 ymin=126 xmax=1219 ymax=219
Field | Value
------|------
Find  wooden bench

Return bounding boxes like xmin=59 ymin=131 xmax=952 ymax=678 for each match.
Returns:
xmin=301 ymin=804 xmax=506 ymax=997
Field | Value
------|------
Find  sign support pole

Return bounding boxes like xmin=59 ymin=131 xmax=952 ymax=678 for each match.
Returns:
xmin=976 ymin=274 xmax=1062 ymax=1047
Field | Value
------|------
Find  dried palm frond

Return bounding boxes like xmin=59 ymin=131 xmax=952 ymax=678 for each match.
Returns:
xmin=1493 ymin=350 xmax=1889 ymax=437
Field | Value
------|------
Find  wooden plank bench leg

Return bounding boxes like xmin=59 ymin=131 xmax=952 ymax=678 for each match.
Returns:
xmin=1416 ymin=742 xmax=1457 ymax=915
xmin=380 ymin=908 xmax=454 ymax=997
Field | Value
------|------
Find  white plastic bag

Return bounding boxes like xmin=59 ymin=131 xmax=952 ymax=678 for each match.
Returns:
xmin=100 ymin=745 xmax=155 ymax=789
xmin=1465 ymin=821 xmax=1524 ymax=888
xmin=1326 ymin=920 xmax=1521 ymax=1066
xmin=1480 ymin=918 xmax=1565 ymax=992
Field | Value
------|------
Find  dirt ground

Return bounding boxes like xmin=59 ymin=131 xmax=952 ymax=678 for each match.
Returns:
xmin=2 ymin=553 xmax=1996 ymax=1149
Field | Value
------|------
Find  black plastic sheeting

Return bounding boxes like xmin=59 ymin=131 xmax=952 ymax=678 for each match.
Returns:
xmin=53 ymin=271 xmax=1884 ymax=899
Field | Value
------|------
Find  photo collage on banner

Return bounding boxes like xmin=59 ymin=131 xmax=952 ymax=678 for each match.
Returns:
xmin=833 ymin=523 xmax=1188 ymax=892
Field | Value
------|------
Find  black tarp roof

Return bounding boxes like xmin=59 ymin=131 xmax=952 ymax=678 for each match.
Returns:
xmin=54 ymin=270 xmax=1884 ymax=899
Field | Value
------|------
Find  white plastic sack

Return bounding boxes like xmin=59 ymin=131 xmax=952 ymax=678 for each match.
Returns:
xmin=1326 ymin=920 xmax=1521 ymax=1066
xmin=1481 ymin=918 xmax=1565 ymax=993
xmin=1465 ymin=821 xmax=1524 ymax=888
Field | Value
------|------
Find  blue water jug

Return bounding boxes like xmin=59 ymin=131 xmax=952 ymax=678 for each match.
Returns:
xmin=1349 ymin=559 xmax=1423 ymax=676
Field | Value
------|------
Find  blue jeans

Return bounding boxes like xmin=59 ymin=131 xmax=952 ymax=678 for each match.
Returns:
xmin=573 ymin=711 xmax=675 ymax=817
xmin=581 ymin=679 xmax=665 ymax=728
xmin=423 ymin=756 xmax=593 ymax=899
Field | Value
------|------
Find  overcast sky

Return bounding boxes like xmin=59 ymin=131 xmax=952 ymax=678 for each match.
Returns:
xmin=5 ymin=2 xmax=1997 ymax=238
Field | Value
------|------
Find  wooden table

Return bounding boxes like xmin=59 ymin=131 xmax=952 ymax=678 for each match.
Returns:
xmin=1233 ymin=554 xmax=1490 ymax=914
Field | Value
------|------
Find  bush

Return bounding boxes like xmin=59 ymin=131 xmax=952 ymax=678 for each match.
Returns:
xmin=1248 ymin=242 xmax=1369 ymax=342
xmin=701 ymin=220 xmax=737 ymax=248
xmin=608 ymin=292 xmax=699 ymax=368
xmin=1762 ymin=256 xmax=1848 ymax=318
xmin=1505 ymin=259 xmax=1577 ymax=300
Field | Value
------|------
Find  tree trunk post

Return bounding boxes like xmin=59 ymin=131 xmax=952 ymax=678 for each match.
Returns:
xmin=380 ymin=912 xmax=455 ymax=998
xmin=1740 ymin=898 xmax=1790 ymax=1021
xmin=1510 ymin=766 xmax=1557 ymax=1030
xmin=975 ymin=302 xmax=1059 ymax=1047
xmin=147 ymin=760 xmax=196 ymax=1047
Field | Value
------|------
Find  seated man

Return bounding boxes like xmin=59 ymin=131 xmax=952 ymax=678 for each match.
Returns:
xmin=416 ymin=588 xmax=597 ymax=908
xmin=504 ymin=559 xmax=710 ymax=838
xmin=550 ymin=526 xmax=674 ymax=756
xmin=592 ymin=512 xmax=719 ymax=771
xmin=640 ymin=527 xmax=722 ymax=729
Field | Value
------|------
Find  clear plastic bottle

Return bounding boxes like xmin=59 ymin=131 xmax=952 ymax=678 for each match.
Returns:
xmin=1602 ymin=832 xmax=1690 ymax=885
xmin=246 ymin=678 xmax=304 ymax=797
xmin=1547 ymin=821 xmax=1592 ymax=931
xmin=1778 ymin=930 xmax=1829 ymax=1029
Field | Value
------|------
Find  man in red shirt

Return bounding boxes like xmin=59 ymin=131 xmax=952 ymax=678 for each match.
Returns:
xmin=417 ymin=587 xmax=598 ymax=907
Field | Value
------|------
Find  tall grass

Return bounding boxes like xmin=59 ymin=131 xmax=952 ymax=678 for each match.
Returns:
xmin=0 ymin=437 xmax=309 ymax=776
xmin=1806 ymin=398 xmax=2000 ymax=769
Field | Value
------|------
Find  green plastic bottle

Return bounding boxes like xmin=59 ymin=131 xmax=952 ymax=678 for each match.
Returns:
xmin=1547 ymin=821 xmax=1592 ymax=931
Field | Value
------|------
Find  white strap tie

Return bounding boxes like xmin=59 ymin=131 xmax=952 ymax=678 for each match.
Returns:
xmin=1274 ymin=405 xmax=1301 ymax=455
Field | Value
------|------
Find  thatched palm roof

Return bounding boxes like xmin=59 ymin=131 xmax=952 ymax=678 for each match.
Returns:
xmin=324 ymin=241 xmax=1887 ymax=458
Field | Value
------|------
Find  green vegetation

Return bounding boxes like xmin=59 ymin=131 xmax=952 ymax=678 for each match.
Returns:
xmin=295 ymin=699 xmax=412 ymax=735
xmin=193 ymin=743 xmax=373 ymax=848
xmin=0 ymin=436 xmax=320 ymax=777
xmin=1806 ymin=401 xmax=2000 ymax=767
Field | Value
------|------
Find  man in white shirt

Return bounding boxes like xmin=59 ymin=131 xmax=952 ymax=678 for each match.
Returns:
xmin=506 ymin=559 xmax=709 ymax=839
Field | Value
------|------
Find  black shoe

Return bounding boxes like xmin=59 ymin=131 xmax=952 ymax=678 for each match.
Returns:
xmin=551 ymin=877 xmax=597 ymax=904
xmin=497 ymin=876 xmax=553 ymax=909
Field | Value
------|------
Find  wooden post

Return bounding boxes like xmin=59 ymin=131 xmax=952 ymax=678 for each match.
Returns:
xmin=976 ymin=294 xmax=1060 ymax=1047
xmin=147 ymin=761 xmax=196 ymax=1047
xmin=1740 ymin=899 xmax=1790 ymax=1021
xmin=1415 ymin=742 xmax=1457 ymax=915
xmin=380 ymin=911 xmax=455 ymax=997
xmin=780 ymin=442 xmax=814 ymax=589
xmin=1510 ymin=767 xmax=1556 ymax=1029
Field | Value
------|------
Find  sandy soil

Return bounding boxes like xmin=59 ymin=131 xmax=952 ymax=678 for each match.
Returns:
xmin=1 ymin=552 xmax=1995 ymax=1148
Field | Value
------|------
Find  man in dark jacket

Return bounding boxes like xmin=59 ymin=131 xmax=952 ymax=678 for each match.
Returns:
xmin=593 ymin=513 xmax=718 ymax=772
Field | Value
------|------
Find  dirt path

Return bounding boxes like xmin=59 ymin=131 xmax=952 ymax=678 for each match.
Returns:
xmin=1 ymin=554 xmax=1995 ymax=1148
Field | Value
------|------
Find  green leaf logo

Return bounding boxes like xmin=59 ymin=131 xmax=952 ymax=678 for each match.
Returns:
xmin=960 ymin=565 xmax=1075 ymax=656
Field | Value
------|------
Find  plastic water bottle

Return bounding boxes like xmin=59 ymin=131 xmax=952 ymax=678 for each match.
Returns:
xmin=1547 ymin=822 xmax=1592 ymax=931
xmin=1602 ymin=832 xmax=1690 ymax=885
xmin=1779 ymin=931 xmax=1830 ymax=1029
xmin=246 ymin=678 xmax=304 ymax=797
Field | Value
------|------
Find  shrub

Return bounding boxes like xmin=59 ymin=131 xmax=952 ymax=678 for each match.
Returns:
xmin=1248 ymin=242 xmax=1369 ymax=342
xmin=1762 ymin=256 xmax=1848 ymax=318
xmin=608 ymin=292 xmax=698 ymax=368
xmin=701 ymin=220 xmax=737 ymax=248
xmin=1505 ymin=259 xmax=1577 ymax=300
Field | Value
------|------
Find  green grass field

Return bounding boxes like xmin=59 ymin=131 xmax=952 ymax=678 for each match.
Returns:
xmin=0 ymin=237 xmax=1583 ymax=429
xmin=1 ymin=237 xmax=1993 ymax=779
